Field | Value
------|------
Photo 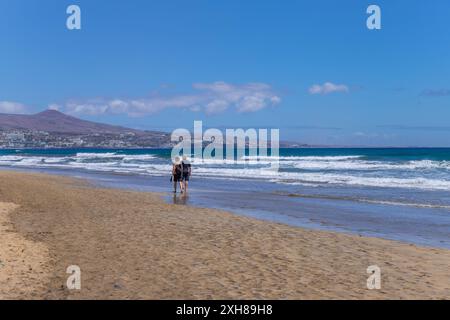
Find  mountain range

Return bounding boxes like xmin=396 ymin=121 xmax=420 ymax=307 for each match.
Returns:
xmin=0 ymin=110 xmax=150 ymax=135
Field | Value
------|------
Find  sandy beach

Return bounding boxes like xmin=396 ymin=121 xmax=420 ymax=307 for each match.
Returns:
xmin=0 ymin=171 xmax=449 ymax=300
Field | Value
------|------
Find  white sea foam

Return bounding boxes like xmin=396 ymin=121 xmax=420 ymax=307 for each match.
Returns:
xmin=192 ymin=158 xmax=268 ymax=165
xmin=123 ymin=154 xmax=156 ymax=161
xmin=359 ymin=199 xmax=450 ymax=209
xmin=0 ymin=155 xmax=25 ymax=161
xmin=271 ymin=173 xmax=450 ymax=190
xmin=293 ymin=159 xmax=450 ymax=171
xmin=1 ymin=152 xmax=450 ymax=191
xmin=242 ymin=155 xmax=363 ymax=161
xmin=76 ymin=152 xmax=122 ymax=158
xmin=44 ymin=157 xmax=68 ymax=164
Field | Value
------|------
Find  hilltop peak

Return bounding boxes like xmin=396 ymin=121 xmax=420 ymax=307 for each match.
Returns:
xmin=36 ymin=109 xmax=68 ymax=117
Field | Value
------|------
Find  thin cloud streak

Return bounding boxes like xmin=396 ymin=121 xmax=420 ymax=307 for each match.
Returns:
xmin=378 ymin=125 xmax=450 ymax=132
xmin=420 ymin=89 xmax=450 ymax=97
xmin=308 ymin=82 xmax=349 ymax=95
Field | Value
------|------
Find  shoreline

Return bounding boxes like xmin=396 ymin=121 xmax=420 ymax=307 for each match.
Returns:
xmin=0 ymin=171 xmax=449 ymax=299
xmin=3 ymin=165 xmax=449 ymax=250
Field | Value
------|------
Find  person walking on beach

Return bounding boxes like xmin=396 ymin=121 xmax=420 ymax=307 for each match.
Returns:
xmin=172 ymin=156 xmax=183 ymax=193
xmin=181 ymin=155 xmax=192 ymax=193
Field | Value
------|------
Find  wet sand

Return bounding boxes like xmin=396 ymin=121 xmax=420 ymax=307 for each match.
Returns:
xmin=0 ymin=171 xmax=449 ymax=299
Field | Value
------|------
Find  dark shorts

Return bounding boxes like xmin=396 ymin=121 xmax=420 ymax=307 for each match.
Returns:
xmin=182 ymin=173 xmax=190 ymax=181
xmin=173 ymin=174 xmax=182 ymax=182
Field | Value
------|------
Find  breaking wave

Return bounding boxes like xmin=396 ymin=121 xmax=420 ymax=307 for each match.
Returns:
xmin=1 ymin=151 xmax=450 ymax=191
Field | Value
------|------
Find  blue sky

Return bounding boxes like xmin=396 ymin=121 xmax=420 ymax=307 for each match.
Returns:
xmin=0 ymin=0 xmax=449 ymax=146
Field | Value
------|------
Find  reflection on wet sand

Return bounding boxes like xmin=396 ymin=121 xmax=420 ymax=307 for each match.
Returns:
xmin=172 ymin=194 xmax=189 ymax=205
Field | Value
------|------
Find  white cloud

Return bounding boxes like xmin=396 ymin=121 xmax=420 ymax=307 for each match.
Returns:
xmin=47 ymin=104 xmax=61 ymax=111
xmin=0 ymin=101 xmax=28 ymax=114
xmin=205 ymin=100 xmax=229 ymax=115
xmin=309 ymin=82 xmax=349 ymax=95
xmin=62 ymin=81 xmax=281 ymax=117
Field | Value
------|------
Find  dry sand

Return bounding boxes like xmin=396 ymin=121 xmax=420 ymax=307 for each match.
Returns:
xmin=0 ymin=202 xmax=50 ymax=299
xmin=0 ymin=171 xmax=449 ymax=300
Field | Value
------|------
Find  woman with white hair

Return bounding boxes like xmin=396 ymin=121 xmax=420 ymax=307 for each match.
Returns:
xmin=171 ymin=156 xmax=183 ymax=193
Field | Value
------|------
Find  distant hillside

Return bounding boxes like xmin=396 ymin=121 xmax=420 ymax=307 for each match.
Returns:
xmin=0 ymin=110 xmax=151 ymax=135
xmin=0 ymin=110 xmax=306 ymax=149
xmin=0 ymin=110 xmax=173 ymax=148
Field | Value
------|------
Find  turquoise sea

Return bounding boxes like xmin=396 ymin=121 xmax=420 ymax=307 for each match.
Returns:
xmin=1 ymin=147 xmax=449 ymax=248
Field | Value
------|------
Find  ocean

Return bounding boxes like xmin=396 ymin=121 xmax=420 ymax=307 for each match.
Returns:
xmin=1 ymin=147 xmax=449 ymax=248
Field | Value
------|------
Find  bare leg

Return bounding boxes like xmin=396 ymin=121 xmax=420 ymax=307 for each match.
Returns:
xmin=179 ymin=181 xmax=184 ymax=193
xmin=184 ymin=181 xmax=188 ymax=193
xmin=173 ymin=180 xmax=177 ymax=193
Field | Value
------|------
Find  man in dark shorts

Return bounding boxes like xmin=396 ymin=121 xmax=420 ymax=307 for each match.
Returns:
xmin=172 ymin=156 xmax=183 ymax=193
xmin=181 ymin=155 xmax=192 ymax=193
